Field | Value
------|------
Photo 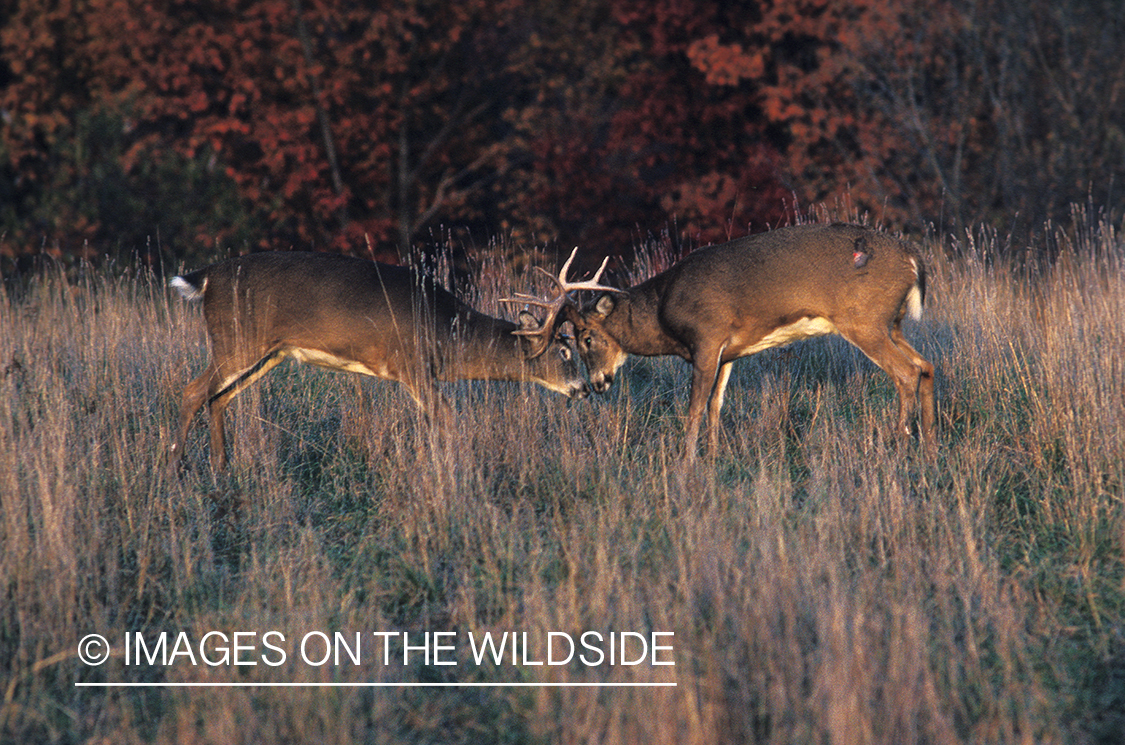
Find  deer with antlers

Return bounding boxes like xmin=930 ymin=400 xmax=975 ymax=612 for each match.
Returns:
xmin=510 ymin=223 xmax=936 ymax=457
xmin=170 ymin=251 xmax=588 ymax=470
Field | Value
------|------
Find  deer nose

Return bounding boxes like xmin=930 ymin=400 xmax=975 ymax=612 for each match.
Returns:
xmin=592 ymin=373 xmax=613 ymax=394
xmin=570 ymin=381 xmax=590 ymax=399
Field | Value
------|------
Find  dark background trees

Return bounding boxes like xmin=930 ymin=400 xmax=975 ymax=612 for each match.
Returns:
xmin=1 ymin=0 xmax=1122 ymax=271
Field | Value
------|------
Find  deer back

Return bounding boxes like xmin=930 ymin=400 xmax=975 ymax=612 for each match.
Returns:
xmin=642 ymin=223 xmax=925 ymax=353
xmin=184 ymin=252 xmax=473 ymax=374
xmin=670 ymin=223 xmax=918 ymax=312
xmin=180 ymin=251 xmax=587 ymax=393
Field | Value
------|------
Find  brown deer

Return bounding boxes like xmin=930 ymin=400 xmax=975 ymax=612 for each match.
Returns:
xmin=170 ymin=251 xmax=588 ymax=470
xmin=516 ymin=223 xmax=935 ymax=456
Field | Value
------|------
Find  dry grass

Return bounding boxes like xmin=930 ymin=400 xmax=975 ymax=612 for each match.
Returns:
xmin=1 ymin=218 xmax=1123 ymax=744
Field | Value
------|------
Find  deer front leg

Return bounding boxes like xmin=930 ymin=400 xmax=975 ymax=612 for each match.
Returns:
xmin=685 ymin=347 xmax=725 ymax=459
xmin=707 ymin=361 xmax=734 ymax=450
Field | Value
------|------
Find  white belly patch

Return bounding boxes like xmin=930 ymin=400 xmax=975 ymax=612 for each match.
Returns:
xmin=739 ymin=316 xmax=838 ymax=355
xmin=288 ymin=347 xmax=388 ymax=378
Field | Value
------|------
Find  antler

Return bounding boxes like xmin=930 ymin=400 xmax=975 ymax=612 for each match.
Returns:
xmin=500 ymin=247 xmax=622 ymax=355
xmin=540 ymin=248 xmax=618 ymax=294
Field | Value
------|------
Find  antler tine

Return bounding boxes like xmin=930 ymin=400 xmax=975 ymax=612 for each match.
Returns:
xmin=532 ymin=265 xmax=567 ymax=295
xmin=557 ymin=247 xmax=579 ymax=286
xmin=499 ymin=297 xmax=560 ymax=312
xmin=589 ymin=255 xmax=611 ymax=285
xmin=556 ymin=248 xmax=623 ymax=296
xmin=498 ymin=291 xmax=557 ymax=309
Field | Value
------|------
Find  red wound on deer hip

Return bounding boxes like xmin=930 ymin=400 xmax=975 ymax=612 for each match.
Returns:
xmin=853 ymin=237 xmax=871 ymax=268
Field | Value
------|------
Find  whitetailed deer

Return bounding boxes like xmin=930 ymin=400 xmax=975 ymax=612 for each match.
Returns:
xmin=170 ymin=251 xmax=588 ymax=470
xmin=515 ymin=223 xmax=935 ymax=456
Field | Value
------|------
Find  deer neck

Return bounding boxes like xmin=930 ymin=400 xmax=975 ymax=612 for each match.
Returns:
xmin=605 ymin=280 xmax=685 ymax=358
xmin=440 ymin=311 xmax=527 ymax=382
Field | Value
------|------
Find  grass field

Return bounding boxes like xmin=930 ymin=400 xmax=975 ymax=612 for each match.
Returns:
xmin=1 ymin=217 xmax=1123 ymax=744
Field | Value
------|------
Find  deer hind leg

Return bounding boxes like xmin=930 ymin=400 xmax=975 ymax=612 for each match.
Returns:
xmin=890 ymin=324 xmax=935 ymax=446
xmin=840 ymin=327 xmax=927 ymax=441
xmin=205 ymin=352 xmax=287 ymax=471
xmin=172 ymin=364 xmax=221 ymax=469
xmin=174 ymin=350 xmax=286 ymax=471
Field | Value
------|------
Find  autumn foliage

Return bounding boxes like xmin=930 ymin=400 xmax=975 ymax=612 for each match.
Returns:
xmin=1 ymin=0 xmax=1122 ymax=267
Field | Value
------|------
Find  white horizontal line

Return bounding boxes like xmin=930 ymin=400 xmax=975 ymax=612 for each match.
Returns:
xmin=76 ymin=681 xmax=676 ymax=688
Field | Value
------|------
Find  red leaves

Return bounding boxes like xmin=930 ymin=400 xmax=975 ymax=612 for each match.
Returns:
xmin=686 ymin=35 xmax=765 ymax=86
xmin=1 ymin=0 xmax=931 ymax=262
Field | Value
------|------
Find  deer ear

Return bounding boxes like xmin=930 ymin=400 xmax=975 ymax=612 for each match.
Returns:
xmin=594 ymin=294 xmax=616 ymax=317
xmin=513 ymin=311 xmax=551 ymax=359
xmin=517 ymin=310 xmax=542 ymax=331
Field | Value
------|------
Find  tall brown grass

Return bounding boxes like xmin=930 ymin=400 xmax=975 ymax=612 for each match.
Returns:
xmin=1 ymin=216 xmax=1122 ymax=744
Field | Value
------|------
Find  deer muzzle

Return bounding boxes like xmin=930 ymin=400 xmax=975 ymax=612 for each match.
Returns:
xmin=591 ymin=372 xmax=613 ymax=394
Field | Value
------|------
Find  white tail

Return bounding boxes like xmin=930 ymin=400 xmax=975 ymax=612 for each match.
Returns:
xmin=526 ymin=223 xmax=935 ymax=457
xmin=169 ymin=275 xmax=205 ymax=301
xmin=905 ymin=261 xmax=925 ymax=322
xmin=170 ymin=251 xmax=587 ymax=470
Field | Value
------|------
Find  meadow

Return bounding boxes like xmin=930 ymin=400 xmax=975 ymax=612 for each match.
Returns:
xmin=1 ymin=216 xmax=1122 ymax=744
